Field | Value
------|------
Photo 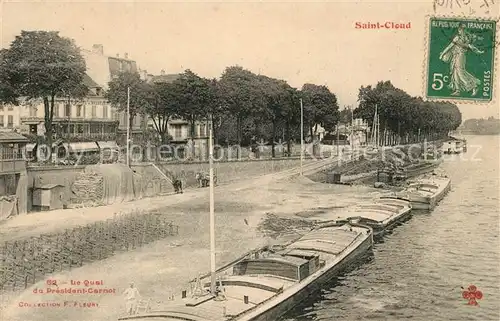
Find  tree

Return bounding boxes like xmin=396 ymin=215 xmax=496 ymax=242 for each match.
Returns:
xmin=283 ymin=87 xmax=302 ymax=155
xmin=171 ymin=70 xmax=213 ymax=157
xmin=207 ymin=79 xmax=230 ymax=145
xmin=354 ymin=80 xmax=462 ymax=144
xmin=1 ymin=31 xmax=87 ymax=157
xmin=219 ymin=66 xmax=262 ymax=155
xmin=105 ymin=71 xmax=150 ymax=135
xmin=339 ymin=108 xmax=353 ymax=124
xmin=301 ymin=84 xmax=340 ymax=141
xmin=144 ymin=81 xmax=180 ymax=144
xmin=0 ymin=49 xmax=19 ymax=105
xmin=258 ymin=75 xmax=296 ymax=157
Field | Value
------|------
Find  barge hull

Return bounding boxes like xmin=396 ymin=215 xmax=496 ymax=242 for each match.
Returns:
xmin=237 ymin=234 xmax=373 ymax=321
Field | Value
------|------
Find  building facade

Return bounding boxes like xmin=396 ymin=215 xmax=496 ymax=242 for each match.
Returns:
xmin=0 ymin=44 xmax=214 ymax=160
xmin=0 ymin=131 xmax=28 ymax=217
xmin=82 ymin=45 xmax=147 ymax=140
xmin=0 ymin=44 xmax=147 ymax=145
xmin=17 ymin=88 xmax=118 ymax=143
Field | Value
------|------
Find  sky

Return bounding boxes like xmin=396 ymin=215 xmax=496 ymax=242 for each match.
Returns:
xmin=1 ymin=0 xmax=499 ymax=121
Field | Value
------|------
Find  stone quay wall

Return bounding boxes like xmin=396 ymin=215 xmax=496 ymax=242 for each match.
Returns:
xmin=26 ymin=157 xmax=307 ymax=212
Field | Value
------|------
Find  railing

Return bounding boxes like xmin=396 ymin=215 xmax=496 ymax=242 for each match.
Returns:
xmin=20 ymin=116 xmax=118 ymax=123
xmin=63 ymin=134 xmax=117 ymax=142
xmin=1 ymin=150 xmax=23 ymax=160
xmin=24 ymin=134 xmax=117 ymax=143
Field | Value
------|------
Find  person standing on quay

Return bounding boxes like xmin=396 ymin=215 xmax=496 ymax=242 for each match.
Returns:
xmin=123 ymin=282 xmax=141 ymax=315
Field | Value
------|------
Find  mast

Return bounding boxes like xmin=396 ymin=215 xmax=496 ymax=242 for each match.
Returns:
xmin=350 ymin=106 xmax=354 ymax=149
xmin=371 ymin=104 xmax=377 ymax=147
xmin=375 ymin=104 xmax=379 ymax=148
xmin=300 ymin=98 xmax=304 ymax=175
xmin=209 ymin=123 xmax=216 ymax=295
xmin=126 ymin=86 xmax=130 ymax=167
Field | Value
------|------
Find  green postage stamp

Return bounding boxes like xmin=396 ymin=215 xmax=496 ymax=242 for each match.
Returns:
xmin=426 ymin=17 xmax=497 ymax=102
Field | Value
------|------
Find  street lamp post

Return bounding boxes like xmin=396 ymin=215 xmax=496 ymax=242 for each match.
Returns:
xmin=300 ymin=98 xmax=304 ymax=176
xmin=126 ymin=86 xmax=130 ymax=167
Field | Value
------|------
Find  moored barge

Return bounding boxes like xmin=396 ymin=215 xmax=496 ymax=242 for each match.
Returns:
xmin=332 ymin=197 xmax=412 ymax=238
xmin=392 ymin=175 xmax=451 ymax=210
xmin=118 ymin=222 xmax=373 ymax=321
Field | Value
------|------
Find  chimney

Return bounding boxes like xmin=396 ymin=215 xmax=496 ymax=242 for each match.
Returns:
xmin=161 ymin=69 xmax=166 ymax=75
xmin=116 ymin=53 xmax=120 ymax=58
xmin=92 ymin=44 xmax=104 ymax=55
xmin=124 ymin=52 xmax=129 ymax=59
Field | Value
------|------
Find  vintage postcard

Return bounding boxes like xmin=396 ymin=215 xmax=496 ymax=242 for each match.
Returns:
xmin=0 ymin=1 xmax=499 ymax=321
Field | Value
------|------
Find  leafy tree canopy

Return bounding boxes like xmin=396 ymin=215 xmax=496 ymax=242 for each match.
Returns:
xmin=172 ymin=70 xmax=214 ymax=123
xmin=0 ymin=49 xmax=19 ymax=105
xmin=1 ymin=31 xmax=87 ymax=101
xmin=0 ymin=30 xmax=88 ymax=156
xmin=355 ymin=80 xmax=462 ymax=135
xmin=301 ymin=83 xmax=340 ymax=132
xmin=105 ymin=71 xmax=152 ymax=119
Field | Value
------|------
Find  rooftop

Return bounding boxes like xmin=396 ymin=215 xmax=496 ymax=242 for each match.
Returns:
xmin=81 ymin=45 xmax=139 ymax=89
xmin=150 ymin=73 xmax=180 ymax=84
xmin=82 ymin=74 xmax=100 ymax=89
xmin=0 ymin=131 xmax=28 ymax=143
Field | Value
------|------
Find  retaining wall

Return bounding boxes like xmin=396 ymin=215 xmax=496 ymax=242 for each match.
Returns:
xmin=25 ymin=157 xmax=306 ymax=212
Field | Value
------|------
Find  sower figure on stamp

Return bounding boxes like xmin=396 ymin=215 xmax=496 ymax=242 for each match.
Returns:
xmin=123 ymin=282 xmax=141 ymax=315
xmin=439 ymin=24 xmax=484 ymax=97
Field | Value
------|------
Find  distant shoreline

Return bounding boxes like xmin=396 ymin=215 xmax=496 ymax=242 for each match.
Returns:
xmin=456 ymin=132 xmax=500 ymax=136
xmin=457 ymin=118 xmax=500 ymax=136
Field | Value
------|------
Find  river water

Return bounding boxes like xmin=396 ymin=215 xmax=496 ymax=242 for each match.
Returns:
xmin=281 ymin=135 xmax=500 ymax=321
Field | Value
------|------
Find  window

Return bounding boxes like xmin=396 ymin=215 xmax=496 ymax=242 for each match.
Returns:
xmin=54 ymin=104 xmax=59 ymax=117
xmin=7 ymin=115 xmax=13 ymax=128
xmin=96 ymin=88 xmax=102 ymax=96
xmin=29 ymin=106 xmax=37 ymax=117
xmin=0 ymin=104 xmax=4 ymax=111
xmin=92 ymin=105 xmax=97 ymax=117
xmin=76 ymin=105 xmax=82 ymax=117
xmin=173 ymin=125 xmax=182 ymax=138
xmin=200 ymin=124 xmax=206 ymax=137
xmin=0 ymin=115 xmax=4 ymax=127
xmin=76 ymin=124 xmax=83 ymax=134
xmin=7 ymin=105 xmax=13 ymax=111
xmin=64 ymin=104 xmax=71 ymax=117
xmin=0 ymin=174 xmax=19 ymax=194
xmin=103 ymin=105 xmax=108 ymax=118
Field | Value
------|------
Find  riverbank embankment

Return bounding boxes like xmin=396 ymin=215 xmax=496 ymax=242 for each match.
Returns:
xmin=0 ymin=141 xmax=446 ymax=321
xmin=0 ymin=173 xmax=384 ymax=321
xmin=307 ymin=141 xmax=445 ymax=184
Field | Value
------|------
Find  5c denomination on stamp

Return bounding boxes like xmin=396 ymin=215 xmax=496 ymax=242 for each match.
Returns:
xmin=425 ymin=17 xmax=497 ymax=102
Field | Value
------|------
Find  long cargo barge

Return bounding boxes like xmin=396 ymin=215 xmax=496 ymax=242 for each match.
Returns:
xmin=118 ymin=222 xmax=373 ymax=321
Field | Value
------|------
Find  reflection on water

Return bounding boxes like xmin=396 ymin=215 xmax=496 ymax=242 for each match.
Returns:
xmin=281 ymin=135 xmax=500 ymax=321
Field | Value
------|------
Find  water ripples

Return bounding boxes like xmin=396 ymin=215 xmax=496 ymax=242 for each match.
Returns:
xmin=282 ymin=136 xmax=500 ymax=321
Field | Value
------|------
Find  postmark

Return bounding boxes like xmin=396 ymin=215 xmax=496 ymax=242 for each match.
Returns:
xmin=425 ymin=17 xmax=497 ymax=102
xmin=433 ymin=0 xmax=499 ymax=16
